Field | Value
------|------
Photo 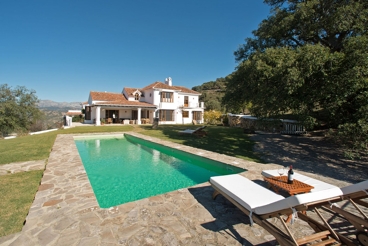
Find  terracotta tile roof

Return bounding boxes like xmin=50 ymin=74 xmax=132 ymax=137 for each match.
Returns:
xmin=173 ymin=85 xmax=200 ymax=94
xmin=65 ymin=112 xmax=82 ymax=116
xmin=124 ymin=88 xmax=142 ymax=96
xmin=90 ymin=91 xmax=127 ymax=102
xmin=90 ymin=91 xmax=155 ymax=107
xmin=141 ymin=82 xmax=173 ymax=91
xmin=141 ymin=82 xmax=200 ymax=94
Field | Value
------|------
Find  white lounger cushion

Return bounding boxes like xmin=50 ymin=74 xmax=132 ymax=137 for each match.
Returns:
xmin=210 ymin=174 xmax=343 ymax=215
xmin=261 ymin=169 xmax=338 ymax=192
xmin=179 ymin=126 xmax=205 ymax=134
xmin=179 ymin=129 xmax=196 ymax=134
xmin=341 ymin=180 xmax=368 ymax=195
xmin=210 ymin=174 xmax=284 ymax=213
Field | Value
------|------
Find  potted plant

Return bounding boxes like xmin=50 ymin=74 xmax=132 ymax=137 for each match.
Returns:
xmin=101 ymin=118 xmax=105 ymax=125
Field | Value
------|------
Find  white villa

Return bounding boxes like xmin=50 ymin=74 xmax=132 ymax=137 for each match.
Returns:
xmin=83 ymin=77 xmax=204 ymax=126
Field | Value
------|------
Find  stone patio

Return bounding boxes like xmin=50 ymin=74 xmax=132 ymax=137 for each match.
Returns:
xmin=0 ymin=132 xmax=361 ymax=245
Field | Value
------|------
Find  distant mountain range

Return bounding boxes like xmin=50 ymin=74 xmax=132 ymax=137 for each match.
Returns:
xmin=38 ymin=100 xmax=82 ymax=111
xmin=36 ymin=100 xmax=83 ymax=129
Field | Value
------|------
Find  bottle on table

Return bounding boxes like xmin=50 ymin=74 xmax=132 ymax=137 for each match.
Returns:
xmin=287 ymin=165 xmax=294 ymax=184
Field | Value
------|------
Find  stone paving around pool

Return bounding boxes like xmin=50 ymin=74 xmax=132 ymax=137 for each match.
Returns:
xmin=0 ymin=132 xmax=359 ymax=245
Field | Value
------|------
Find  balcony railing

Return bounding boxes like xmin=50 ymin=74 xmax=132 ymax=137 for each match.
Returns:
xmin=158 ymin=102 xmax=205 ymax=109
xmin=179 ymin=102 xmax=204 ymax=108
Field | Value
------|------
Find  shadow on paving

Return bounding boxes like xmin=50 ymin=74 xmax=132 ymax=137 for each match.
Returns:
xmin=251 ymin=133 xmax=368 ymax=183
xmin=188 ymin=186 xmax=278 ymax=246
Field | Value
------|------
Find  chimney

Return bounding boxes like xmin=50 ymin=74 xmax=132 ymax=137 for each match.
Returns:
xmin=165 ymin=77 xmax=172 ymax=86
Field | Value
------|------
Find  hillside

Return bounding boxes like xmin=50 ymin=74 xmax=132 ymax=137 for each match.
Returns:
xmin=192 ymin=76 xmax=229 ymax=112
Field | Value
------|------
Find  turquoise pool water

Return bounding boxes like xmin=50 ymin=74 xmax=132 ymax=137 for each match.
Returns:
xmin=74 ymin=134 xmax=244 ymax=208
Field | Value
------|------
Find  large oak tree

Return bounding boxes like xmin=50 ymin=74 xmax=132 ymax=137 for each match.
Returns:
xmin=224 ymin=0 xmax=368 ymax=154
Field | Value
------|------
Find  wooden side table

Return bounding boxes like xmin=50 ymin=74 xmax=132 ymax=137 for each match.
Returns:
xmin=264 ymin=176 xmax=314 ymax=196
xmin=264 ymin=176 xmax=315 ymax=223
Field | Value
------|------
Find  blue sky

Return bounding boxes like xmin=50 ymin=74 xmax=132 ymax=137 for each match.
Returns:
xmin=0 ymin=0 xmax=270 ymax=102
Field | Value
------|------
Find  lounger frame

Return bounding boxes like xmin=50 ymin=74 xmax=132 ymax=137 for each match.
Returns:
xmin=322 ymin=190 xmax=368 ymax=245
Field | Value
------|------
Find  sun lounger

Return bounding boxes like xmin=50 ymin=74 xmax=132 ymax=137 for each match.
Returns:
xmin=210 ymin=174 xmax=352 ymax=246
xmin=178 ymin=126 xmax=207 ymax=137
xmin=262 ymin=169 xmax=368 ymax=245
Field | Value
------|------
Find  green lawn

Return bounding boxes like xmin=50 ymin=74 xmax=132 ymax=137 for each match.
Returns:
xmin=0 ymin=125 xmax=134 ymax=165
xmin=0 ymin=170 xmax=43 ymax=237
xmin=139 ymin=125 xmax=263 ymax=162
xmin=0 ymin=124 xmax=262 ymax=237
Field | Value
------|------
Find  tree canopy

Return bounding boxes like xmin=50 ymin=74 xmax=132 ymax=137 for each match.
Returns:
xmin=0 ymin=84 xmax=42 ymax=137
xmin=224 ymin=0 xmax=368 ymax=155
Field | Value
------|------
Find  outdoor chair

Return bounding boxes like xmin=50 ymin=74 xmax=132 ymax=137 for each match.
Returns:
xmin=107 ymin=118 xmax=113 ymax=124
xmin=210 ymin=174 xmax=355 ymax=246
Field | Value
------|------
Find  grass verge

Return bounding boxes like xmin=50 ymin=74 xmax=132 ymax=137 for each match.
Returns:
xmin=0 ymin=170 xmax=43 ymax=237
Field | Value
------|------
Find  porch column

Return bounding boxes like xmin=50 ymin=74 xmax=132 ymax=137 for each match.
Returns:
xmin=137 ymin=108 xmax=141 ymax=125
xmin=96 ymin=106 xmax=101 ymax=125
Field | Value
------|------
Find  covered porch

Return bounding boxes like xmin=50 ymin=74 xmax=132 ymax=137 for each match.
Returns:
xmin=85 ymin=105 xmax=157 ymax=126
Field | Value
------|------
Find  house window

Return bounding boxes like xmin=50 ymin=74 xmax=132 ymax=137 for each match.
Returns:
xmin=159 ymin=110 xmax=174 ymax=121
xmin=183 ymin=111 xmax=189 ymax=118
xmin=135 ymin=93 xmax=140 ymax=101
xmin=160 ymin=92 xmax=173 ymax=103
xmin=184 ymin=96 xmax=188 ymax=107
xmin=85 ymin=106 xmax=91 ymax=120
xmin=192 ymin=111 xmax=202 ymax=120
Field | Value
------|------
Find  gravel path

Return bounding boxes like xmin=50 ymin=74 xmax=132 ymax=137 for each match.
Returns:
xmin=250 ymin=132 xmax=368 ymax=183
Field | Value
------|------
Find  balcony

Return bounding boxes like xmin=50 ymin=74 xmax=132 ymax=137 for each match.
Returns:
xmin=179 ymin=102 xmax=204 ymax=109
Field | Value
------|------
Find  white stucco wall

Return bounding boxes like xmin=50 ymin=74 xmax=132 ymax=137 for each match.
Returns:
xmin=142 ymin=89 xmax=154 ymax=104
xmin=119 ymin=109 xmax=131 ymax=119
xmin=152 ymin=90 xmax=161 ymax=106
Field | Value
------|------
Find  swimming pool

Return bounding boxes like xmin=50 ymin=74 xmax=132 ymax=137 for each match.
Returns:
xmin=74 ymin=134 xmax=244 ymax=208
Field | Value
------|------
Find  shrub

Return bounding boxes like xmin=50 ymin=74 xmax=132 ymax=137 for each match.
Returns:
xmin=204 ymin=110 xmax=222 ymax=125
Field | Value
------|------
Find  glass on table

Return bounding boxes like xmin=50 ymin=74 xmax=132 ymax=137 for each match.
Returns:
xmin=277 ymin=167 xmax=286 ymax=180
